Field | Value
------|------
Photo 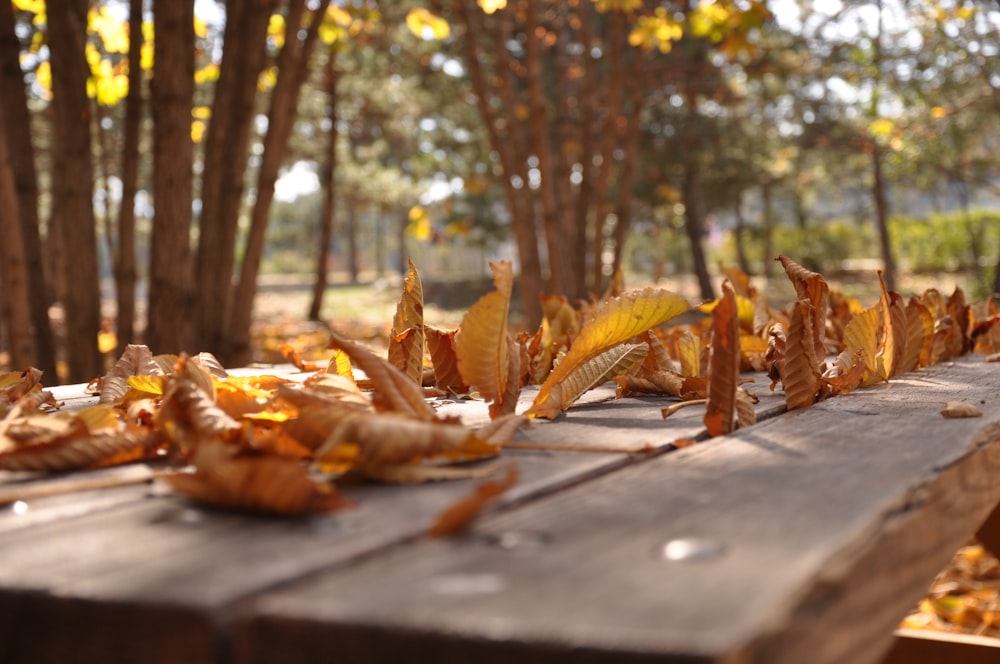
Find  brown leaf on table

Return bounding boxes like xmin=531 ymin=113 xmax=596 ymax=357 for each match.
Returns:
xmin=902 ymin=298 xmax=934 ymax=373
xmin=278 ymin=342 xmax=320 ymax=373
xmin=426 ymin=325 xmax=469 ymax=394
xmin=878 ymin=271 xmax=907 ymax=379
xmin=328 ymin=331 xmax=436 ymax=421
xmin=455 ymin=260 xmax=516 ymax=418
xmin=972 ymin=315 xmax=1000 ymax=356
xmin=155 ymin=376 xmax=243 ymax=453
xmin=314 ymin=411 xmax=500 ymax=471
xmin=326 ymin=348 xmax=355 ymax=381
xmin=780 ymin=300 xmax=821 ymax=410
xmin=388 ymin=258 xmax=425 ymax=385
xmin=843 ymin=303 xmax=884 ymax=386
xmin=549 ymin=342 xmax=649 ymax=412
xmin=734 ymin=387 xmax=758 ymax=429
xmin=0 ymin=367 xmax=45 ymax=406
xmin=427 ymin=463 xmax=518 ymax=537
xmin=161 ymin=441 xmax=349 ymax=516
xmin=99 ymin=344 xmax=164 ymax=405
xmin=0 ymin=408 xmax=148 ymax=472
xmin=676 ymin=328 xmax=702 ymax=377
xmin=941 ymin=401 xmax=983 ymax=418
xmin=822 ymin=349 xmax=866 ymax=396
xmin=947 ymin=287 xmax=972 ymax=357
xmin=528 ymin=287 xmax=690 ymax=419
xmin=704 ymin=281 xmax=740 ymax=436
xmin=777 ymin=255 xmax=829 ymax=361
xmin=764 ymin=322 xmax=787 ymax=389
xmin=615 ymin=371 xmax=708 ymax=400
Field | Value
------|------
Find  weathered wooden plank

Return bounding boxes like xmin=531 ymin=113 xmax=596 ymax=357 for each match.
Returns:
xmin=233 ymin=357 xmax=1000 ymax=664
xmin=882 ymin=629 xmax=1000 ymax=664
xmin=0 ymin=379 xmax=740 ymax=663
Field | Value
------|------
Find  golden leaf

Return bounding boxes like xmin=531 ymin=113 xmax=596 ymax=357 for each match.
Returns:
xmin=550 ymin=342 xmax=649 ymax=413
xmin=0 ymin=410 xmax=146 ymax=471
xmin=162 ymin=442 xmax=349 ymax=516
xmin=941 ymin=401 xmax=983 ymax=418
xmin=405 ymin=7 xmax=450 ymax=40
xmin=315 ymin=412 xmax=500 ymax=469
xmin=704 ymin=281 xmax=740 ymax=436
xmin=777 ymin=255 xmax=829 ymax=361
xmin=326 ymin=348 xmax=355 ymax=380
xmin=428 ymin=463 xmax=518 ymax=537
xmin=99 ymin=344 xmax=164 ymax=405
xmin=426 ymin=325 xmax=469 ymax=394
xmin=328 ymin=332 xmax=436 ymax=421
xmin=490 ymin=337 xmax=521 ymax=420
xmin=877 ymin=271 xmax=906 ymax=379
xmin=155 ymin=377 xmax=243 ymax=453
xmin=780 ymin=300 xmax=821 ymax=410
xmin=388 ymin=258 xmax=425 ymax=384
xmin=677 ymin=328 xmax=702 ymax=377
xmin=528 ymin=288 xmax=689 ymax=418
xmin=843 ymin=304 xmax=883 ymax=385
xmin=455 ymin=261 xmax=514 ymax=416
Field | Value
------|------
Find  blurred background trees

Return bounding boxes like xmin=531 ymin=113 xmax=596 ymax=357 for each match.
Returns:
xmin=0 ymin=0 xmax=998 ymax=381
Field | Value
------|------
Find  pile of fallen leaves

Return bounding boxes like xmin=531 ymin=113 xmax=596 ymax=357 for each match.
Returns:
xmin=902 ymin=540 xmax=1000 ymax=638
xmin=2 ymin=256 xmax=1000 ymax=537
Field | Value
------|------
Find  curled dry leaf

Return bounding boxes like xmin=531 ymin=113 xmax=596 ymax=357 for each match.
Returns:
xmin=0 ymin=368 xmax=45 ymax=407
xmin=615 ymin=371 xmax=708 ymax=401
xmin=777 ymin=255 xmax=829 ymax=361
xmin=388 ymin=258 xmax=426 ymax=384
xmin=843 ymin=304 xmax=883 ymax=386
xmin=704 ymin=281 xmax=740 ymax=436
xmin=941 ymin=401 xmax=983 ymax=418
xmin=425 ymin=325 xmax=469 ymax=394
xmin=547 ymin=342 xmax=649 ymax=413
xmin=903 ymin=298 xmax=934 ymax=374
xmin=162 ymin=441 xmax=349 ymax=516
xmin=455 ymin=260 xmax=515 ymax=418
xmin=878 ymin=271 xmax=907 ymax=379
xmin=734 ymin=388 xmax=758 ymax=429
xmin=528 ymin=287 xmax=689 ymax=419
xmin=427 ymin=463 xmax=519 ymax=537
xmin=328 ymin=331 xmax=436 ymax=421
xmin=155 ymin=377 xmax=243 ymax=453
xmin=278 ymin=342 xmax=320 ymax=373
xmin=780 ymin=300 xmax=821 ymax=410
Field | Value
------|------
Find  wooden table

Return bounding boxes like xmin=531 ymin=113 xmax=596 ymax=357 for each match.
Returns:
xmin=2 ymin=356 xmax=1000 ymax=663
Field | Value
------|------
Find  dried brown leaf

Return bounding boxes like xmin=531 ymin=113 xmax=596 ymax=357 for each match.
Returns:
xmin=455 ymin=261 xmax=514 ymax=415
xmin=426 ymin=325 xmax=469 ymax=393
xmin=162 ymin=442 xmax=349 ymax=515
xmin=780 ymin=300 xmax=821 ymax=410
xmin=704 ymin=282 xmax=740 ymax=436
xmin=777 ymin=255 xmax=829 ymax=361
xmin=735 ymin=387 xmax=757 ymax=429
xmin=843 ymin=304 xmax=884 ymax=385
xmin=427 ymin=463 xmax=518 ymax=537
xmin=941 ymin=401 xmax=983 ymax=418
xmin=328 ymin=332 xmax=436 ymax=421
xmin=388 ymin=258 xmax=426 ymax=384
xmin=155 ymin=377 xmax=243 ymax=453
xmin=903 ymin=298 xmax=934 ymax=373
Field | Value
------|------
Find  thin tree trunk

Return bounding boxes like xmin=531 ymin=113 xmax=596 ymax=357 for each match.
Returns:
xmin=47 ymin=0 xmax=104 ymax=382
xmin=0 ymin=0 xmax=57 ymax=378
xmin=871 ymin=145 xmax=896 ymax=291
xmin=589 ymin=9 xmax=628 ymax=293
xmin=761 ymin=181 xmax=775 ymax=279
xmin=193 ymin=0 xmax=275 ymax=352
xmin=733 ymin=191 xmax=751 ymax=276
xmin=0 ymin=105 xmax=34 ymax=368
xmin=115 ymin=0 xmax=143 ymax=353
xmin=227 ymin=0 xmax=327 ymax=364
xmin=611 ymin=61 xmax=646 ymax=278
xmin=309 ymin=50 xmax=340 ymax=322
xmin=455 ymin=0 xmax=542 ymax=327
xmin=523 ymin=0 xmax=567 ymax=298
xmin=346 ymin=198 xmax=359 ymax=283
xmin=682 ymin=156 xmax=714 ymax=301
xmin=146 ymin=0 xmax=195 ymax=354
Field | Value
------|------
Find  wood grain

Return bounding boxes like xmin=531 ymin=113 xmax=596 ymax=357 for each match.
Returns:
xmin=233 ymin=358 xmax=1000 ymax=664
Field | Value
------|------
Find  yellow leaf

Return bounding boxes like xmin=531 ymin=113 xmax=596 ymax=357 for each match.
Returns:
xmin=193 ymin=15 xmax=208 ymax=39
xmin=388 ymin=258 xmax=425 ymax=384
xmin=478 ymin=0 xmax=508 ymax=14
xmin=455 ymin=261 xmax=514 ymax=415
xmin=528 ymin=287 xmax=689 ymax=418
xmin=869 ymin=118 xmax=895 ymax=137
xmin=777 ymin=255 xmax=828 ymax=362
xmin=843 ymin=304 xmax=884 ymax=385
xmin=191 ymin=120 xmax=206 ymax=143
xmin=550 ymin=342 xmax=649 ymax=413
xmin=704 ymin=281 xmax=739 ymax=436
xmin=125 ymin=374 xmax=168 ymax=396
xmin=405 ymin=8 xmax=450 ymax=40
xmin=13 ymin=0 xmax=45 ymax=13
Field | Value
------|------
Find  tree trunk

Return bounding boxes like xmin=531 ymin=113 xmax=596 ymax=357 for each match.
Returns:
xmin=146 ymin=0 xmax=195 ymax=355
xmin=193 ymin=0 xmax=275 ymax=352
xmin=309 ymin=50 xmax=340 ymax=322
xmin=346 ymin=198 xmax=360 ymax=283
xmin=761 ymin=181 xmax=775 ymax=279
xmin=0 ymin=0 xmax=57 ymax=379
xmin=455 ymin=0 xmax=542 ymax=327
xmin=523 ymin=0 xmax=567 ymax=299
xmin=0 ymin=104 xmax=34 ymax=368
xmin=611 ymin=67 xmax=646 ymax=279
xmin=114 ymin=0 xmax=143 ymax=354
xmin=871 ymin=144 xmax=896 ymax=292
xmin=733 ymin=191 xmax=751 ymax=275
xmin=682 ymin=157 xmax=714 ymax=301
xmin=47 ymin=0 xmax=104 ymax=382
xmin=226 ymin=0 xmax=327 ymax=365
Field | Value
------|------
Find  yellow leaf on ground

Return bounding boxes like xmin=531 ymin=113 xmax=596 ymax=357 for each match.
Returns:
xmin=528 ymin=287 xmax=689 ymax=418
xmin=704 ymin=281 xmax=740 ymax=436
